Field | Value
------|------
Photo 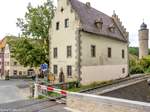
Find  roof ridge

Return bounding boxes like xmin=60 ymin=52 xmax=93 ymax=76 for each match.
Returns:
xmin=70 ymin=0 xmax=111 ymax=18
xmin=69 ymin=0 xmax=128 ymax=42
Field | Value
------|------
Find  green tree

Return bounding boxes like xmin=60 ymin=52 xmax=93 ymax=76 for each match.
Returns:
xmin=129 ymin=47 xmax=139 ymax=56
xmin=16 ymin=0 xmax=54 ymax=64
xmin=9 ymin=38 xmax=45 ymax=67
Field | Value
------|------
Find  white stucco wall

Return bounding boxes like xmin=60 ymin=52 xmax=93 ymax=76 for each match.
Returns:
xmin=50 ymin=0 xmax=80 ymax=81
xmin=81 ymin=65 xmax=128 ymax=84
xmin=80 ymin=32 xmax=128 ymax=84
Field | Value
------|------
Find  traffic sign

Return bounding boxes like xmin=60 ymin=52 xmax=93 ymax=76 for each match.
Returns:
xmin=40 ymin=64 xmax=48 ymax=71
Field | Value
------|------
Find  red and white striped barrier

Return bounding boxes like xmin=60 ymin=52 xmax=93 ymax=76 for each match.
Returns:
xmin=38 ymin=84 xmax=67 ymax=96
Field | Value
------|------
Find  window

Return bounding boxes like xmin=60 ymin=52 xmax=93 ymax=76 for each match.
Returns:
xmin=53 ymin=65 xmax=58 ymax=75
xmin=5 ymin=70 xmax=9 ymax=75
xmin=7 ymin=62 xmax=9 ymax=66
xmin=4 ymin=62 xmax=6 ymax=66
xmin=122 ymin=49 xmax=125 ymax=59
xmin=67 ymin=46 xmax=72 ymax=57
xmin=53 ymin=48 xmax=58 ymax=58
xmin=67 ymin=65 xmax=72 ymax=76
xmin=108 ymin=47 xmax=111 ymax=58
xmin=56 ymin=22 xmax=60 ymax=30
xmin=14 ymin=62 xmax=17 ymax=66
xmin=122 ymin=68 xmax=125 ymax=74
xmin=91 ymin=45 xmax=96 ymax=57
xmin=13 ymin=70 xmax=17 ymax=76
xmin=65 ymin=18 xmax=69 ymax=28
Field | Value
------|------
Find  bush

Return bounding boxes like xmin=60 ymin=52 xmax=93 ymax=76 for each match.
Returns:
xmin=139 ymin=56 xmax=150 ymax=69
xmin=130 ymin=65 xmax=144 ymax=74
xmin=145 ymin=66 xmax=150 ymax=73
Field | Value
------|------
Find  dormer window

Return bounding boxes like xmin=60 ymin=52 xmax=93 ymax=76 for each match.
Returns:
xmin=108 ymin=24 xmax=115 ymax=32
xmin=95 ymin=18 xmax=103 ymax=29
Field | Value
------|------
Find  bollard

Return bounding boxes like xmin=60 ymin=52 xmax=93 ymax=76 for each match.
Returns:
xmin=34 ymin=83 xmax=39 ymax=98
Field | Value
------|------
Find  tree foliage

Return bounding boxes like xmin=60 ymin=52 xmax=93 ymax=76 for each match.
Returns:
xmin=129 ymin=47 xmax=139 ymax=56
xmin=129 ymin=54 xmax=150 ymax=74
xmin=129 ymin=47 xmax=150 ymax=56
xmin=9 ymin=38 xmax=46 ymax=67
xmin=14 ymin=0 xmax=54 ymax=67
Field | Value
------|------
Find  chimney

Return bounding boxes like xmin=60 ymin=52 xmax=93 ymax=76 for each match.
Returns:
xmin=86 ymin=2 xmax=91 ymax=8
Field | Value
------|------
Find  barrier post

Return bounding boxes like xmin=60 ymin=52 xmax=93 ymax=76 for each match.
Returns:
xmin=34 ymin=83 xmax=39 ymax=98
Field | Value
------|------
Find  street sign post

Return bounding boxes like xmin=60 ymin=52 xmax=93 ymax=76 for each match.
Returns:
xmin=40 ymin=64 xmax=48 ymax=82
xmin=40 ymin=64 xmax=48 ymax=72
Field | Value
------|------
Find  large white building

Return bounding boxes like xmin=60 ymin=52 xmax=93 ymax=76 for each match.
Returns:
xmin=49 ymin=0 xmax=129 ymax=85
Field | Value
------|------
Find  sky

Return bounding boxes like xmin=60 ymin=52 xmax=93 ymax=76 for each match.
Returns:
xmin=0 ymin=0 xmax=150 ymax=47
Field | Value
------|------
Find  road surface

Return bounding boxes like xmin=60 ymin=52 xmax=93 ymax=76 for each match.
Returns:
xmin=0 ymin=79 xmax=30 ymax=104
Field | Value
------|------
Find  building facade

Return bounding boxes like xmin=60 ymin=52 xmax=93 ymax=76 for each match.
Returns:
xmin=49 ymin=0 xmax=129 ymax=84
xmin=0 ymin=52 xmax=4 ymax=77
xmin=4 ymin=44 xmax=32 ymax=76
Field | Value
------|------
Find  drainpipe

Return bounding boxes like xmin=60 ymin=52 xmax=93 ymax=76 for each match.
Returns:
xmin=77 ymin=30 xmax=81 ymax=85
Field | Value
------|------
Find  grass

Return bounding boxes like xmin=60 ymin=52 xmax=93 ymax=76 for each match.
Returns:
xmin=47 ymin=91 xmax=61 ymax=97
xmin=38 ymin=95 xmax=45 ymax=99
xmin=68 ymin=80 xmax=113 ymax=92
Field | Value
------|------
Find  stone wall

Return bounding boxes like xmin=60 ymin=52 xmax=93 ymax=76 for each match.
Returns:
xmin=67 ymin=92 xmax=150 ymax=112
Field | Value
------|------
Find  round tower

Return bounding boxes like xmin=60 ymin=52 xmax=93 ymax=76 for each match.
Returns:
xmin=139 ymin=22 xmax=149 ymax=59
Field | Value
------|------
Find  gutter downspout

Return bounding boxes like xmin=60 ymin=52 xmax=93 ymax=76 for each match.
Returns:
xmin=77 ymin=29 xmax=81 ymax=85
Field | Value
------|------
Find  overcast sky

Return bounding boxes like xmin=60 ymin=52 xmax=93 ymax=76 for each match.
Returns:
xmin=0 ymin=0 xmax=150 ymax=47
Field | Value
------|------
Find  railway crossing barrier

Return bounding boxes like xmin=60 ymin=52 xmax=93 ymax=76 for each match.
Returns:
xmin=34 ymin=83 xmax=67 ymax=98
